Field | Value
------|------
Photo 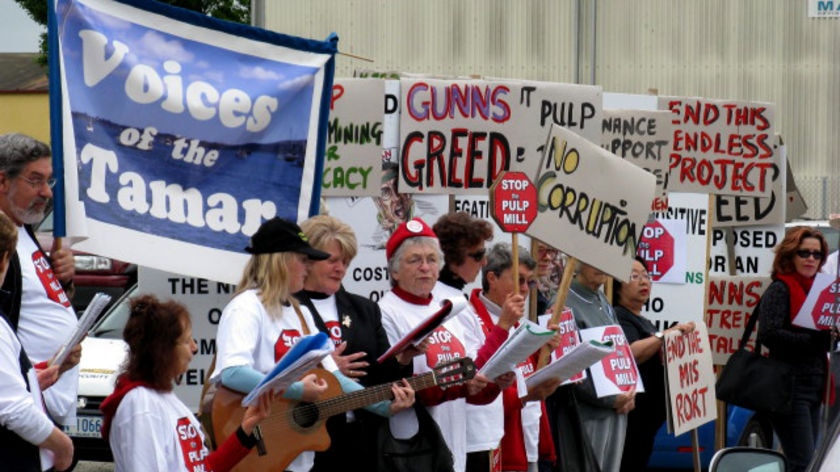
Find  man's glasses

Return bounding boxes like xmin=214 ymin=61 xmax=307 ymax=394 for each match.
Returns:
xmin=467 ymin=248 xmax=486 ymax=262
xmin=795 ymin=250 xmax=823 ymax=260
xmin=629 ymin=271 xmax=651 ymax=282
xmin=18 ymin=175 xmax=56 ymax=190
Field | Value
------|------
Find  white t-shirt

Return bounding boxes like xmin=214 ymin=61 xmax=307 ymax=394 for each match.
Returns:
xmin=211 ymin=289 xmax=318 ymax=472
xmin=379 ymin=287 xmax=480 ymax=472
xmin=14 ymin=228 xmax=78 ymax=426
xmin=0 ymin=317 xmax=55 ymax=469
xmin=310 ymin=294 xmax=342 ymax=346
xmin=109 ymin=387 xmax=212 ymax=472
xmin=433 ymin=283 xmax=504 ymax=454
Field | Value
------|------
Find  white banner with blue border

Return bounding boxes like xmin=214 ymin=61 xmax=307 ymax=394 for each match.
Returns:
xmin=51 ymin=0 xmax=337 ymax=284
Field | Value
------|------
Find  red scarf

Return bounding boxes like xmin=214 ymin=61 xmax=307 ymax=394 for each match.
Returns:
xmin=100 ymin=375 xmax=155 ymax=439
xmin=773 ymin=272 xmax=814 ymax=321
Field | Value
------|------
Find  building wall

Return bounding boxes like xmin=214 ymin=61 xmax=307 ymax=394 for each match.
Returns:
xmin=0 ymin=93 xmax=50 ymax=144
xmin=261 ymin=0 xmax=839 ymax=219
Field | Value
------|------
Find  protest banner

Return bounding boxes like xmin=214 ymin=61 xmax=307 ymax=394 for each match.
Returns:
xmin=712 ymin=134 xmax=785 ymax=227
xmin=399 ymin=78 xmax=602 ymax=194
xmin=601 ymin=109 xmax=673 ymax=204
xmin=52 ymin=0 xmax=337 ymax=284
xmin=663 ymin=322 xmax=717 ymax=436
xmin=643 ymin=193 xmax=709 ymax=329
xmin=793 ymin=272 xmax=840 ymax=330
xmin=527 ymin=124 xmax=656 ymax=282
xmin=708 ymin=225 xmax=781 ymax=277
xmin=322 ymin=78 xmax=384 ymax=196
xmin=579 ymin=325 xmax=643 ymax=397
xmin=658 ymin=96 xmax=776 ymax=197
xmin=637 ymin=219 xmax=687 ymax=285
xmin=705 ymin=275 xmax=770 ymax=365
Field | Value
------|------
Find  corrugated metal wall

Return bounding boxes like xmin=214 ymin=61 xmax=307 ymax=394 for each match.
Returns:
xmin=262 ymin=0 xmax=839 ymax=219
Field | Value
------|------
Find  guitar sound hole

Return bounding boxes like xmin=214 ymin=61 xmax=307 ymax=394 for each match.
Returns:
xmin=292 ymin=402 xmax=320 ymax=428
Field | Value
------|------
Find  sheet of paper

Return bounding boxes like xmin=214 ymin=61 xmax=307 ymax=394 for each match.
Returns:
xmin=51 ymin=292 xmax=112 ymax=367
xmin=479 ymin=320 xmax=556 ymax=380
xmin=525 ymin=340 xmax=613 ymax=388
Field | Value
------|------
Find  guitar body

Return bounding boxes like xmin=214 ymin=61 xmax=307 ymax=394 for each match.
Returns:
xmin=210 ymin=368 xmax=343 ymax=472
xmin=206 ymin=358 xmax=475 ymax=472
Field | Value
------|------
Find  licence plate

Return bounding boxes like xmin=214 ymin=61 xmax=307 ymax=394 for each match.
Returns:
xmin=64 ymin=415 xmax=103 ymax=438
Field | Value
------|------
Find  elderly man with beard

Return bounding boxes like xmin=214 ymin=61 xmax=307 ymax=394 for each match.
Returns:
xmin=0 ymin=133 xmax=82 ymax=429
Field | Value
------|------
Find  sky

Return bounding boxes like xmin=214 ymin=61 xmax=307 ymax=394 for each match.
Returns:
xmin=0 ymin=0 xmax=43 ymax=52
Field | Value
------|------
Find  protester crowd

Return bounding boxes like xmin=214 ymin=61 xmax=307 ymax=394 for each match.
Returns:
xmin=1 ymin=132 xmax=838 ymax=472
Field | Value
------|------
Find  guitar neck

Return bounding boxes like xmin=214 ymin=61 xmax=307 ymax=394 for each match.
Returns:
xmin=314 ymin=371 xmax=438 ymax=418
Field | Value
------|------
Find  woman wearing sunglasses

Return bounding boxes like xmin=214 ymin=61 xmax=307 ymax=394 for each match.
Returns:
xmin=758 ymin=225 xmax=838 ymax=472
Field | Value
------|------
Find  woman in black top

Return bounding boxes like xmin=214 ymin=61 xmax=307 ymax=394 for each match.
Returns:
xmin=757 ymin=226 xmax=838 ymax=472
xmin=613 ymin=256 xmax=694 ymax=471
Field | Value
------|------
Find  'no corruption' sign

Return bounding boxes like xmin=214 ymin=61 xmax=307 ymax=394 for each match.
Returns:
xmin=527 ymin=124 xmax=656 ymax=282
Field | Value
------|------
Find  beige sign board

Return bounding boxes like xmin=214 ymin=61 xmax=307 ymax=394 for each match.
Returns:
xmin=526 ymin=124 xmax=656 ymax=282
xmin=658 ymin=96 xmax=776 ymax=197
xmin=322 ymin=78 xmax=385 ymax=196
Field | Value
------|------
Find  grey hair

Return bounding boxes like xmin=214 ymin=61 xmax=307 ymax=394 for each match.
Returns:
xmin=0 ymin=133 xmax=51 ymax=177
xmin=481 ymin=242 xmax=536 ymax=292
xmin=387 ymin=236 xmax=442 ymax=287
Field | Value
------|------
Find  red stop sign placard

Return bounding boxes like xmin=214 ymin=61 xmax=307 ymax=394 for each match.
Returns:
xmin=811 ymin=282 xmax=840 ymax=330
xmin=638 ymin=220 xmax=674 ymax=280
xmin=489 ymin=171 xmax=537 ymax=233
xmin=600 ymin=325 xmax=638 ymax=392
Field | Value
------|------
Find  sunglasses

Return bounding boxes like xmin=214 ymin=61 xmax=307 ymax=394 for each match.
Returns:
xmin=795 ymin=250 xmax=823 ymax=260
xmin=467 ymin=248 xmax=486 ymax=262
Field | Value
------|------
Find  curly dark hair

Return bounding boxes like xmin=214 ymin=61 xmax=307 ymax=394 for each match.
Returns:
xmin=121 ymin=294 xmax=191 ymax=391
xmin=433 ymin=212 xmax=493 ymax=267
xmin=772 ymin=226 xmax=828 ymax=277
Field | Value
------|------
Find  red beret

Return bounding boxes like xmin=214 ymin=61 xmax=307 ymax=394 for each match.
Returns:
xmin=386 ymin=218 xmax=437 ymax=260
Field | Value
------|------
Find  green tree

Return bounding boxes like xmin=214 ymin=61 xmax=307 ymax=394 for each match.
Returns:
xmin=15 ymin=0 xmax=251 ymax=66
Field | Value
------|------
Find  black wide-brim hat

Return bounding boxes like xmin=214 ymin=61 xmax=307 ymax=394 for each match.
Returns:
xmin=245 ymin=217 xmax=330 ymax=260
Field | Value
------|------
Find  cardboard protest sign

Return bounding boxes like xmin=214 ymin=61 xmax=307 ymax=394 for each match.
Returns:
xmin=527 ymin=124 xmax=656 ymax=282
xmin=708 ymin=225 xmax=781 ymax=277
xmin=637 ymin=219 xmax=687 ymax=285
xmin=793 ymin=272 xmax=840 ymax=330
xmin=601 ymin=109 xmax=673 ymax=203
xmin=659 ymin=96 xmax=775 ymax=197
xmin=706 ymin=276 xmax=770 ymax=365
xmin=398 ymin=78 xmax=601 ymax=194
xmin=663 ymin=322 xmax=717 ymax=436
xmin=712 ymin=134 xmax=785 ymax=227
xmin=579 ymin=325 xmax=643 ymax=397
xmin=322 ymin=79 xmax=384 ymax=196
xmin=643 ymin=193 xmax=709 ymax=329
xmin=53 ymin=0 xmax=337 ymax=284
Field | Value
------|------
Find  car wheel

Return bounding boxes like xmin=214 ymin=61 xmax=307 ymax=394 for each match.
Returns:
xmin=738 ymin=417 xmax=772 ymax=448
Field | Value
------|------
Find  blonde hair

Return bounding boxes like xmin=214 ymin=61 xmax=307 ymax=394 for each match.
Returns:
xmin=300 ymin=214 xmax=357 ymax=264
xmin=235 ymin=251 xmax=301 ymax=317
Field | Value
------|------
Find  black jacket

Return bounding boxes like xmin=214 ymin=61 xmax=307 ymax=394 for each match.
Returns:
xmin=295 ymin=286 xmax=411 ymax=472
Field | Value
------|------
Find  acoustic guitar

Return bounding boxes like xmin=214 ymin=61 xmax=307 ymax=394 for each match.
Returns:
xmin=209 ymin=357 xmax=476 ymax=472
